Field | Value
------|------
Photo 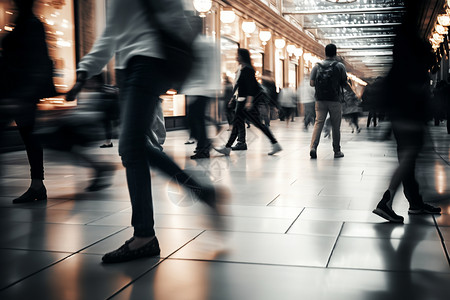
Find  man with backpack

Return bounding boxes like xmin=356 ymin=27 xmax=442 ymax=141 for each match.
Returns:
xmin=309 ymin=44 xmax=349 ymax=159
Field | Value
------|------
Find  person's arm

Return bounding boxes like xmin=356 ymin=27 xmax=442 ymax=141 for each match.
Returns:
xmin=310 ymin=66 xmax=317 ymax=87
xmin=66 ymin=11 xmax=116 ymax=101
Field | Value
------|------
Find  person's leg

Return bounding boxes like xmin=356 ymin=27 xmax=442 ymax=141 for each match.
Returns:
xmin=310 ymin=101 xmax=327 ymax=151
xmin=245 ymin=104 xmax=277 ymax=144
xmin=11 ymin=100 xmax=46 ymax=203
xmin=234 ymin=101 xmax=246 ymax=145
xmin=328 ymin=101 xmax=343 ymax=154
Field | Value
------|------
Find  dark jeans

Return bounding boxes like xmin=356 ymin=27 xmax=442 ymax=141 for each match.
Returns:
xmin=116 ymin=56 xmax=204 ymax=237
xmin=392 ymin=121 xmax=424 ymax=207
xmin=187 ymin=95 xmax=210 ymax=153
xmin=226 ymin=100 xmax=277 ymax=148
xmin=0 ymin=100 xmax=44 ymax=180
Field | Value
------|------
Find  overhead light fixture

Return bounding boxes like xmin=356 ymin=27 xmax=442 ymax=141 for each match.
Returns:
xmin=274 ymin=38 xmax=286 ymax=49
xmin=259 ymin=30 xmax=272 ymax=45
xmin=242 ymin=21 xmax=256 ymax=35
xmin=436 ymin=24 xmax=448 ymax=35
xmin=220 ymin=8 xmax=235 ymax=24
xmin=193 ymin=0 xmax=212 ymax=18
xmin=286 ymin=44 xmax=296 ymax=56
xmin=294 ymin=47 xmax=303 ymax=58
xmin=438 ymin=14 xmax=450 ymax=27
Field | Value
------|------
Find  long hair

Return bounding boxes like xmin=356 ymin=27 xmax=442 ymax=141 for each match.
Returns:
xmin=237 ymin=48 xmax=253 ymax=68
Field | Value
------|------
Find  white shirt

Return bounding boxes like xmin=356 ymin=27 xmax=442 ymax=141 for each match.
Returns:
xmin=77 ymin=0 xmax=192 ymax=78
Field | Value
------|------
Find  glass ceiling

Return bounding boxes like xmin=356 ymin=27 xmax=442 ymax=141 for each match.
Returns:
xmin=282 ymin=0 xmax=406 ymax=79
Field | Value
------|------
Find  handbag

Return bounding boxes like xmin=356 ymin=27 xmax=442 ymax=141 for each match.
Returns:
xmin=139 ymin=0 xmax=194 ymax=91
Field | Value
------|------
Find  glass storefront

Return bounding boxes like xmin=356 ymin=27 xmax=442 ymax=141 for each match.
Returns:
xmin=0 ymin=0 xmax=76 ymax=106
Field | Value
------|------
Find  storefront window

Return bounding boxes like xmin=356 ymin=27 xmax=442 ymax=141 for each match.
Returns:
xmin=0 ymin=0 xmax=76 ymax=106
xmin=288 ymin=59 xmax=298 ymax=88
xmin=220 ymin=37 xmax=239 ymax=81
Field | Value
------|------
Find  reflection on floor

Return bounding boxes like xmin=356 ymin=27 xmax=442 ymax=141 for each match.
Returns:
xmin=0 ymin=119 xmax=449 ymax=300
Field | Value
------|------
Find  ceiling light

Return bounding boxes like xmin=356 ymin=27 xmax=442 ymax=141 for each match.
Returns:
xmin=438 ymin=14 xmax=450 ymax=27
xmin=242 ymin=21 xmax=256 ymax=35
xmin=220 ymin=8 xmax=235 ymax=24
xmin=259 ymin=30 xmax=272 ymax=45
xmin=274 ymin=38 xmax=286 ymax=49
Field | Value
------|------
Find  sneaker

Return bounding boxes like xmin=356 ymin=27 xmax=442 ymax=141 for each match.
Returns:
xmin=214 ymin=146 xmax=231 ymax=156
xmin=102 ymin=237 xmax=160 ymax=263
xmin=184 ymin=140 xmax=195 ymax=145
xmin=231 ymin=143 xmax=247 ymax=151
xmin=334 ymin=151 xmax=344 ymax=158
xmin=310 ymin=149 xmax=317 ymax=159
xmin=268 ymin=142 xmax=282 ymax=155
xmin=408 ymin=203 xmax=441 ymax=215
xmin=372 ymin=190 xmax=404 ymax=223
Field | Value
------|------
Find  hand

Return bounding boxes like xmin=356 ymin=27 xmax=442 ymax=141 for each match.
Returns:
xmin=65 ymin=81 xmax=84 ymax=101
xmin=65 ymin=71 xmax=87 ymax=102
xmin=245 ymin=101 xmax=253 ymax=110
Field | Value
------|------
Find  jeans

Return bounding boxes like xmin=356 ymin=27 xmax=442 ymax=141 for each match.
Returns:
xmin=226 ymin=100 xmax=277 ymax=148
xmin=187 ymin=95 xmax=210 ymax=153
xmin=310 ymin=101 xmax=342 ymax=152
xmin=116 ymin=56 xmax=204 ymax=237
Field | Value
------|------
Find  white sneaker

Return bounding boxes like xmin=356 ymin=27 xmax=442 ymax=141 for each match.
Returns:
xmin=214 ymin=146 xmax=231 ymax=156
xmin=268 ymin=143 xmax=282 ymax=155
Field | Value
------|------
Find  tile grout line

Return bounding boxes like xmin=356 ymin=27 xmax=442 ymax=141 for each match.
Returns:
xmin=432 ymin=215 xmax=450 ymax=267
xmin=106 ymin=230 xmax=207 ymax=300
xmin=284 ymin=208 xmax=305 ymax=234
xmin=0 ymin=226 xmax=130 ymax=293
xmin=325 ymin=222 xmax=345 ymax=268
xmin=266 ymin=194 xmax=280 ymax=206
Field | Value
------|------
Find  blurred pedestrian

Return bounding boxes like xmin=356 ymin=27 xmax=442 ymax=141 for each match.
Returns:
xmin=298 ymin=75 xmax=315 ymax=131
xmin=215 ymin=48 xmax=282 ymax=156
xmin=66 ymin=0 xmax=227 ymax=263
xmin=182 ymin=16 xmax=221 ymax=159
xmin=309 ymin=44 xmax=350 ymax=159
xmin=372 ymin=0 xmax=441 ymax=223
xmin=261 ymin=71 xmax=279 ymax=123
xmin=221 ymin=74 xmax=234 ymax=131
xmin=278 ymin=86 xmax=297 ymax=127
xmin=342 ymin=80 xmax=362 ymax=133
xmin=0 ymin=0 xmax=57 ymax=203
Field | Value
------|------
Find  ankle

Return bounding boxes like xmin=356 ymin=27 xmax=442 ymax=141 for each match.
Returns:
xmin=30 ymin=180 xmax=44 ymax=190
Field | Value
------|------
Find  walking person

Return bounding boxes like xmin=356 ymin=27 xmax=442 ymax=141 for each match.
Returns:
xmin=278 ymin=86 xmax=297 ymax=127
xmin=342 ymin=80 xmax=362 ymax=133
xmin=0 ymin=0 xmax=57 ymax=203
xmin=215 ymin=48 xmax=282 ymax=156
xmin=298 ymin=75 xmax=315 ymax=131
xmin=221 ymin=74 xmax=235 ymax=131
xmin=261 ymin=71 xmax=278 ymax=124
xmin=182 ymin=16 xmax=220 ymax=159
xmin=309 ymin=44 xmax=349 ymax=159
xmin=66 ymin=0 xmax=227 ymax=263
xmin=372 ymin=0 xmax=441 ymax=223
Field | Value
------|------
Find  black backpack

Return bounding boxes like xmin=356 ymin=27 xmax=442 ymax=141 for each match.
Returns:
xmin=314 ymin=61 xmax=340 ymax=101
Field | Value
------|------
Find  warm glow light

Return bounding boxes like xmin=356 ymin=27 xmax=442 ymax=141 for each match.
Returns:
xmin=294 ymin=47 xmax=303 ymax=57
xmin=436 ymin=24 xmax=448 ymax=35
xmin=193 ymin=0 xmax=212 ymax=17
xmin=220 ymin=9 xmax=235 ymax=24
xmin=433 ymin=32 xmax=444 ymax=43
xmin=434 ymin=163 xmax=447 ymax=194
xmin=4 ymin=25 xmax=14 ymax=31
xmin=274 ymin=38 xmax=286 ymax=49
xmin=242 ymin=21 xmax=256 ymax=34
xmin=259 ymin=30 xmax=272 ymax=45
xmin=303 ymin=52 xmax=312 ymax=61
xmin=166 ymin=89 xmax=177 ymax=95
xmin=286 ymin=44 xmax=296 ymax=55
xmin=438 ymin=14 xmax=450 ymax=26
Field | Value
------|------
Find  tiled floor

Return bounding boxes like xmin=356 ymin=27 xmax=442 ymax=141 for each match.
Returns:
xmin=0 ymin=119 xmax=449 ymax=300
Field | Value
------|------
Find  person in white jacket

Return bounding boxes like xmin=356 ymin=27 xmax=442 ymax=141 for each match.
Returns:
xmin=66 ymin=0 xmax=227 ymax=263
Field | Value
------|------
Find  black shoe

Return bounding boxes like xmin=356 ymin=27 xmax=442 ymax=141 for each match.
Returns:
xmin=100 ymin=143 xmax=113 ymax=148
xmin=408 ymin=203 xmax=441 ymax=215
xmin=231 ymin=143 xmax=247 ymax=151
xmin=13 ymin=186 xmax=47 ymax=204
xmin=184 ymin=140 xmax=195 ymax=145
xmin=372 ymin=190 xmax=404 ymax=223
xmin=102 ymin=237 xmax=160 ymax=263
xmin=190 ymin=152 xmax=210 ymax=159
xmin=310 ymin=149 xmax=317 ymax=159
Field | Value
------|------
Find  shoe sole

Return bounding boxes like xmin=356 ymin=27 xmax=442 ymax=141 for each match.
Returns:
xmin=372 ymin=208 xmax=404 ymax=223
xmin=408 ymin=210 xmax=441 ymax=215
